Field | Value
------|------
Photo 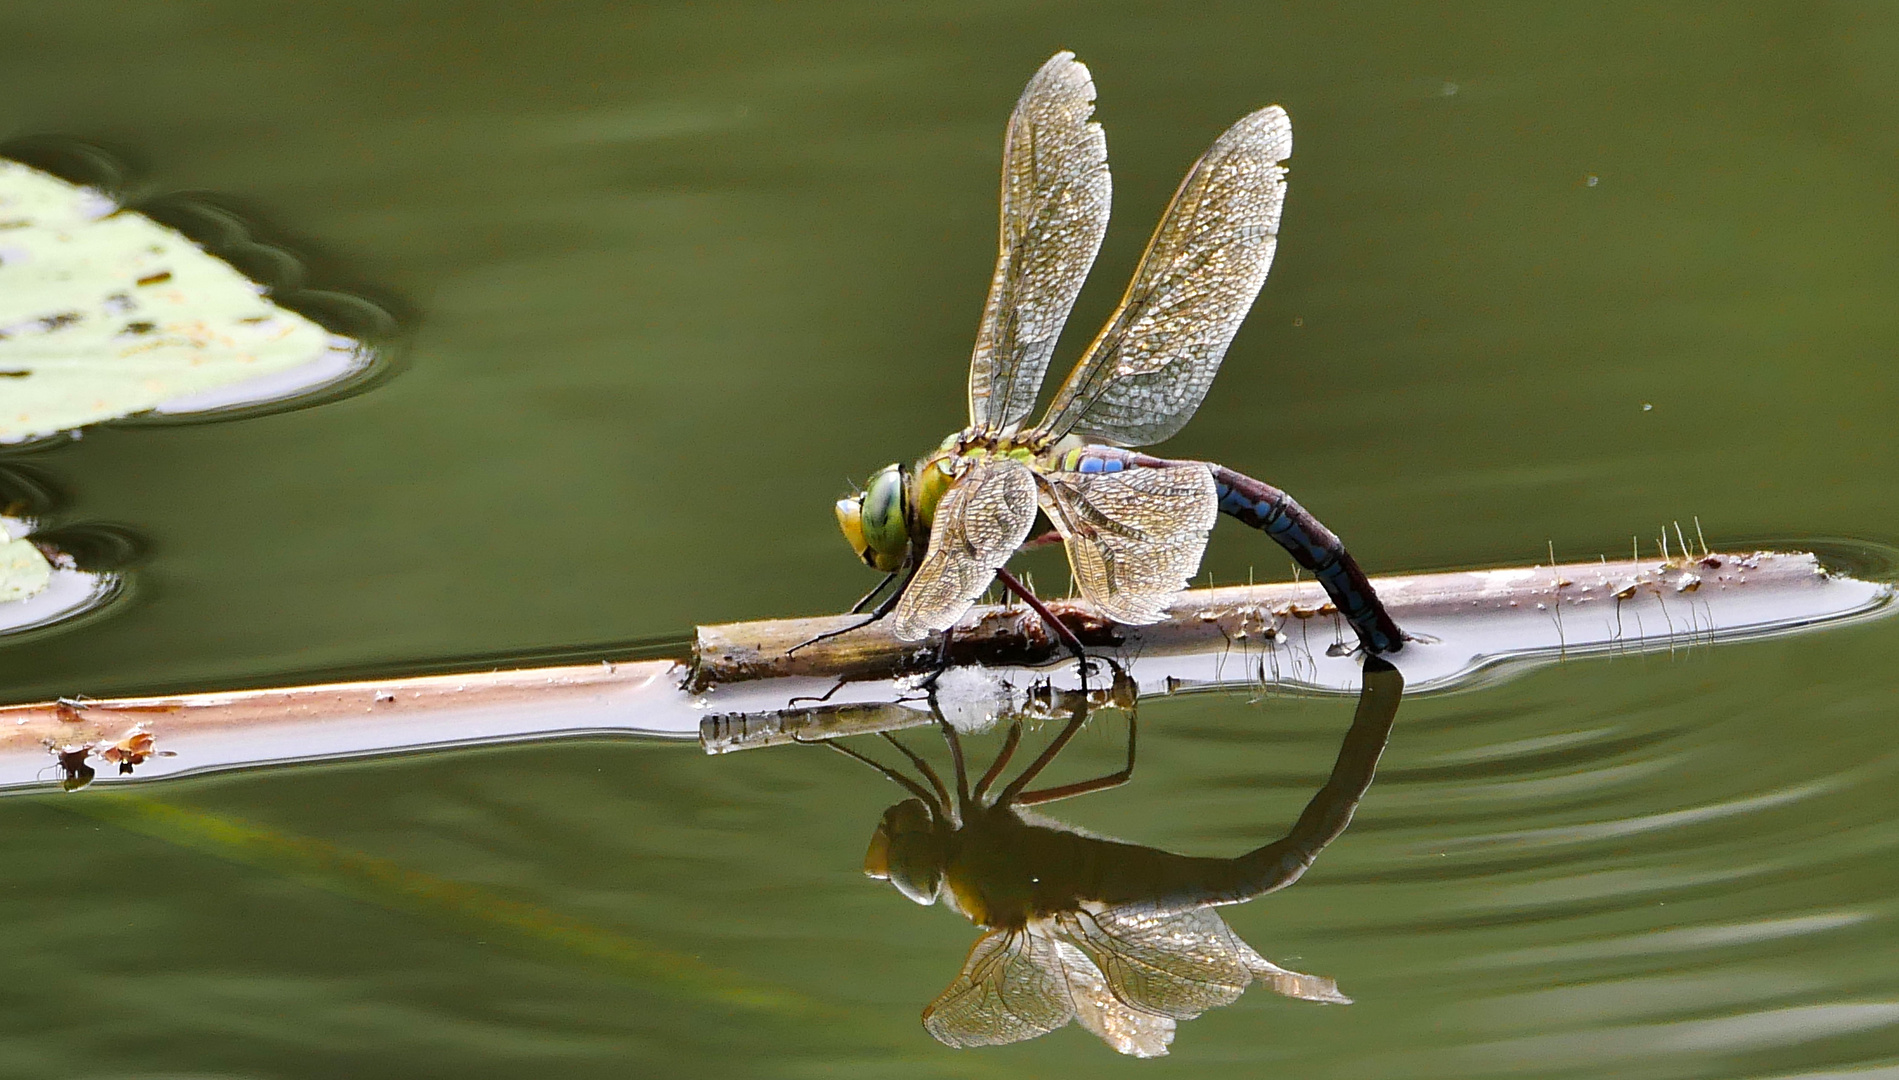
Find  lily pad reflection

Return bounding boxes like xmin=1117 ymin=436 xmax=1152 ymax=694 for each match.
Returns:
xmin=0 ymin=467 xmax=129 ymax=640
xmin=0 ymin=523 xmax=51 ymax=603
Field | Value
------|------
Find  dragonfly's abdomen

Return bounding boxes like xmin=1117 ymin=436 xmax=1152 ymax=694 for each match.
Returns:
xmin=1102 ymin=451 xmax=1401 ymax=653
xmin=1205 ymin=464 xmax=1402 ymax=653
xmin=1056 ymin=444 xmax=1134 ymax=474
xmin=1052 ymin=447 xmax=1401 ymax=653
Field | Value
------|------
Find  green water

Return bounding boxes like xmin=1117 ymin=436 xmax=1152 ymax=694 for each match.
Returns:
xmin=3 ymin=3 xmax=1898 ymax=1075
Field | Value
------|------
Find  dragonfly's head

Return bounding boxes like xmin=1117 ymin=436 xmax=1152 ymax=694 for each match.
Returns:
xmin=863 ymin=798 xmax=948 ymax=906
xmin=836 ymin=463 xmax=913 ymax=572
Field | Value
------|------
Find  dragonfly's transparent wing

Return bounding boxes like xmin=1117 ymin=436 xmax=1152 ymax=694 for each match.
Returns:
xmin=1032 ymin=106 xmax=1291 ymax=447
xmin=1052 ymin=905 xmax=1256 ymax=1020
xmin=967 ymin=51 xmax=1112 ymax=435
xmin=892 ymin=456 xmax=1038 ymax=640
xmin=923 ymin=928 xmax=1074 ymax=1048
xmin=1053 ymin=940 xmax=1177 ymax=1057
xmin=1039 ymin=463 xmax=1217 ymax=625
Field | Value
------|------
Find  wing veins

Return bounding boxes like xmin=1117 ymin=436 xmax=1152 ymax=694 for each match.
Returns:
xmin=1056 ymin=202 xmax=1263 ymax=420
xmin=892 ymin=458 xmax=1039 ymax=641
xmin=1027 ymin=106 xmax=1290 ymax=448
xmin=967 ymin=52 xmax=1112 ymax=434
xmin=1039 ymin=464 xmax=1215 ymax=625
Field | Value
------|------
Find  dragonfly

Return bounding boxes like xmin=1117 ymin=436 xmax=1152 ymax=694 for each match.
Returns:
xmin=830 ymin=52 xmax=1402 ymax=657
xmin=821 ymin=657 xmax=1405 ymax=1055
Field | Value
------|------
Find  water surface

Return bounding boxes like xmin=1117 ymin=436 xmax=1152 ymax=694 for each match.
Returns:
xmin=1 ymin=3 xmax=1896 ymax=1076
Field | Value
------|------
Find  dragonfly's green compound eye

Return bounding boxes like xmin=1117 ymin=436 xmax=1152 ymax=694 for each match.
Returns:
xmin=864 ymin=465 xmax=912 ymax=570
xmin=836 ymin=464 xmax=910 ymax=572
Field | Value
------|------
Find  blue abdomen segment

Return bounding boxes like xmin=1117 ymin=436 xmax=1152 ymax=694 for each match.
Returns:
xmin=1066 ymin=447 xmax=1130 ymax=475
xmin=1208 ymin=465 xmax=1403 ymax=654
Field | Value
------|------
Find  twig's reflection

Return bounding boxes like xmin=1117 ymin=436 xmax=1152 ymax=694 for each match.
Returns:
xmin=817 ymin=658 xmax=1405 ymax=1056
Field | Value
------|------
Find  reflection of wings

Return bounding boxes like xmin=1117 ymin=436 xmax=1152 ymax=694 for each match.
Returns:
xmin=1242 ymin=950 xmax=1352 ymax=1005
xmin=925 ymin=906 xmax=1342 ymax=1056
xmin=1055 ymin=940 xmax=1176 ymax=1058
xmin=968 ymin=51 xmax=1112 ymax=436
xmin=892 ymin=457 xmax=1038 ymax=641
xmin=1053 ymin=906 xmax=1255 ymax=1019
xmin=1032 ymin=106 xmax=1291 ymax=447
xmin=1040 ymin=463 xmax=1218 ymax=625
xmin=923 ymin=928 xmax=1073 ymax=1048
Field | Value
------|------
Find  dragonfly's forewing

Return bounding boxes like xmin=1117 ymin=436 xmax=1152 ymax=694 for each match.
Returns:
xmin=892 ymin=456 xmax=1038 ymax=640
xmin=967 ymin=51 xmax=1112 ymax=436
xmin=923 ymin=927 xmax=1074 ymax=1048
xmin=1052 ymin=905 xmax=1257 ymax=1021
xmin=1053 ymin=940 xmax=1177 ymax=1057
xmin=1033 ymin=106 xmax=1291 ymax=448
xmin=1039 ymin=462 xmax=1218 ymax=625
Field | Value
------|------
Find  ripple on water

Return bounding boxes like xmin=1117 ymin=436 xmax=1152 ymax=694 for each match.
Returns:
xmin=1158 ymin=629 xmax=1899 ymax=1077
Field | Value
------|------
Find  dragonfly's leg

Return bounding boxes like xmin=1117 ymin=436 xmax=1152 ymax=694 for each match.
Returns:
xmin=971 ymin=720 xmax=1024 ymax=803
xmin=786 ymin=676 xmax=848 ymax=707
xmin=915 ymin=625 xmax=956 ymax=692
xmin=804 ymin=737 xmax=943 ymax=814
xmin=879 ymin=731 xmax=952 ymax=813
xmin=788 ymin=562 xmax=919 ymax=654
xmin=869 ymin=564 xmax=916 ymax=620
xmin=1166 ymin=459 xmax=1402 ymax=654
xmin=994 ymin=568 xmax=1093 ymax=679
xmin=1014 ymin=713 xmax=1137 ymax=806
xmin=849 ymin=569 xmax=901 ymax=614
xmin=787 ymin=617 xmax=874 ymax=655
xmin=934 ymin=714 xmax=972 ymax=812
xmin=994 ymin=695 xmax=1092 ymax=805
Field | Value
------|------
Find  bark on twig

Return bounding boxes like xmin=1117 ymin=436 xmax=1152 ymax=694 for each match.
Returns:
xmin=689 ymin=550 xmax=1842 ymax=690
xmin=0 ymin=549 xmax=1886 ymax=790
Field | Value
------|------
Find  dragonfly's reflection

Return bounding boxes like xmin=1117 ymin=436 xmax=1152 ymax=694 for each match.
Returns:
xmin=814 ymin=658 xmax=1404 ymax=1057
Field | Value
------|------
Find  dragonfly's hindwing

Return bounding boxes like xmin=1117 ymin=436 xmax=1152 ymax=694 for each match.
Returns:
xmin=892 ymin=456 xmax=1038 ymax=640
xmin=1041 ymin=462 xmax=1217 ymax=625
xmin=968 ymin=51 xmax=1112 ymax=435
xmin=1035 ymin=106 xmax=1292 ymax=448
xmin=923 ymin=928 xmax=1074 ymax=1048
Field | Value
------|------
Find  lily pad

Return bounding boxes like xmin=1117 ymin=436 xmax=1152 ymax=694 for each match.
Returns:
xmin=0 ymin=159 xmax=378 ymax=444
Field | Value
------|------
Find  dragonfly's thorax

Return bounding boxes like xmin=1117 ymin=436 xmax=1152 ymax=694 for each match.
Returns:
xmin=938 ymin=427 xmax=1077 ymax=460
xmin=908 ymin=429 xmax=1047 ymax=537
xmin=915 ymin=427 xmax=1086 ymax=535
